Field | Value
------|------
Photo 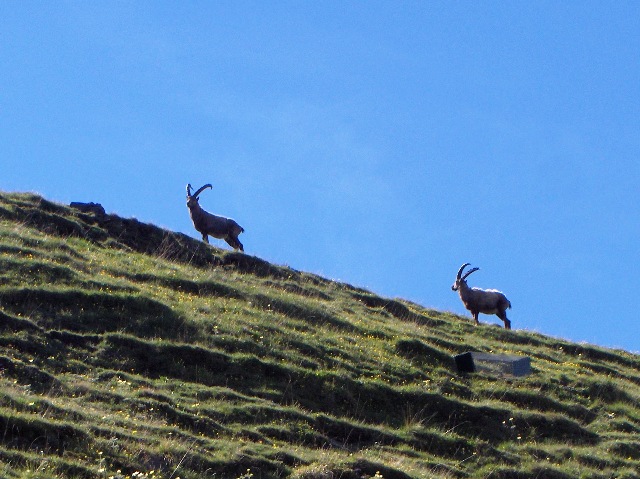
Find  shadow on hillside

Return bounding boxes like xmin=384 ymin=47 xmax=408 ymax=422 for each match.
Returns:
xmin=95 ymin=333 xmax=600 ymax=448
xmin=0 ymin=288 xmax=196 ymax=340
xmin=352 ymin=292 xmax=445 ymax=327
xmin=1 ymin=194 xmax=307 ymax=282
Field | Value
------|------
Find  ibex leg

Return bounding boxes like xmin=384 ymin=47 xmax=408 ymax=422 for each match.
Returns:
xmin=497 ymin=311 xmax=511 ymax=330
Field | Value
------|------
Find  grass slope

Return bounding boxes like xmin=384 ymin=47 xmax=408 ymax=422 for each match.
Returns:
xmin=0 ymin=191 xmax=638 ymax=479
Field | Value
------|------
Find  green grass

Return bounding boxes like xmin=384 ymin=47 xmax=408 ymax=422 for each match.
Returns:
xmin=0 ymin=191 xmax=639 ymax=479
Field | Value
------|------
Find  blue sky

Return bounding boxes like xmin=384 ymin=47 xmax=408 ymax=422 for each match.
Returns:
xmin=2 ymin=2 xmax=638 ymax=353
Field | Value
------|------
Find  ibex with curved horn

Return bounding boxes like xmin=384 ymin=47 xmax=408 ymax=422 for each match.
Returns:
xmin=451 ymin=263 xmax=511 ymax=329
xmin=186 ymin=183 xmax=244 ymax=251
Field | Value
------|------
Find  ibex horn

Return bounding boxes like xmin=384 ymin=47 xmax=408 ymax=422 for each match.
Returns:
xmin=457 ymin=263 xmax=471 ymax=279
xmin=462 ymin=267 xmax=480 ymax=281
xmin=192 ymin=184 xmax=212 ymax=198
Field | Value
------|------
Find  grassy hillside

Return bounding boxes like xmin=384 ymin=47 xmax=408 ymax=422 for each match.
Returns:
xmin=0 ymin=191 xmax=638 ymax=479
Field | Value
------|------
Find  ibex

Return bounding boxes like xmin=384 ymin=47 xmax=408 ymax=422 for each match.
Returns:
xmin=451 ymin=263 xmax=512 ymax=329
xmin=186 ymin=183 xmax=244 ymax=251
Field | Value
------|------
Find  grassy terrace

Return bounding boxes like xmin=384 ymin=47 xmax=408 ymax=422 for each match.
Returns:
xmin=0 ymin=191 xmax=638 ymax=479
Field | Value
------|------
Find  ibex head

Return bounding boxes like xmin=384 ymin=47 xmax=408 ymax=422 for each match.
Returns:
xmin=186 ymin=183 xmax=212 ymax=209
xmin=451 ymin=263 xmax=480 ymax=291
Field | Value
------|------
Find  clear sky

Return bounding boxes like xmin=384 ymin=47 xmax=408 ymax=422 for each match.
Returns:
xmin=2 ymin=2 xmax=638 ymax=353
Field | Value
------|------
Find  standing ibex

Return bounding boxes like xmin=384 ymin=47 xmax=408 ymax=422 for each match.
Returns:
xmin=451 ymin=263 xmax=512 ymax=329
xmin=186 ymin=183 xmax=244 ymax=251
